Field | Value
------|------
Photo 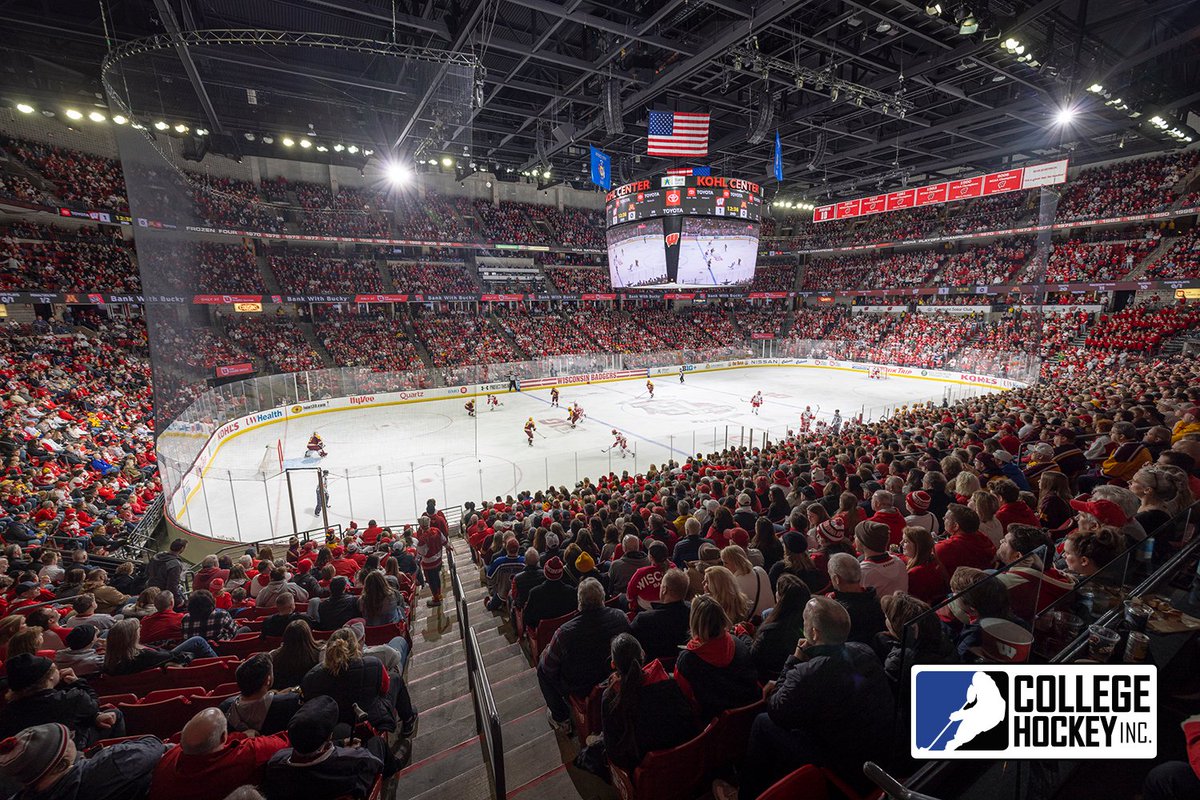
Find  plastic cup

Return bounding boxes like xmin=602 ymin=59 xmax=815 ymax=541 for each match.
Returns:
xmin=1086 ymin=624 xmax=1121 ymax=661
xmin=1124 ymin=631 xmax=1150 ymax=663
xmin=1124 ymin=600 xmax=1152 ymax=633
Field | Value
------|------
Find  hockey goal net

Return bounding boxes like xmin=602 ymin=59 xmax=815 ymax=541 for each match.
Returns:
xmin=867 ymin=367 xmax=889 ymax=380
xmin=256 ymin=438 xmax=284 ymax=478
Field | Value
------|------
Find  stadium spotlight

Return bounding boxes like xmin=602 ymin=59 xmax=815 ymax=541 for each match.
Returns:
xmin=543 ymin=169 xmax=551 ymax=178
xmin=386 ymin=161 xmax=410 ymax=185
xmin=333 ymin=144 xmax=345 ymax=152
xmin=1003 ymin=38 xmax=1018 ymax=51
xmin=112 ymin=115 xmax=127 ymax=125
xmin=196 ymin=128 xmax=209 ymax=136
xmin=347 ymin=145 xmax=359 ymax=154
xmin=441 ymin=156 xmax=452 ymax=167
xmin=299 ymin=138 xmax=311 ymax=148
xmin=88 ymin=111 xmax=105 ymax=122
xmin=282 ymin=137 xmax=294 ymax=147
xmin=1087 ymin=83 xmax=1104 ymax=94
xmin=64 ymin=109 xmax=83 ymax=120
xmin=153 ymin=120 xmax=169 ymax=130
xmin=262 ymin=136 xmax=274 ymax=144
xmin=925 ymin=2 xmax=942 ymax=15
xmin=1054 ymin=105 xmax=1077 ymax=126
xmin=15 ymin=103 xmax=34 ymax=114
xmin=174 ymin=123 xmax=188 ymax=133
xmin=316 ymin=145 xmax=328 ymax=152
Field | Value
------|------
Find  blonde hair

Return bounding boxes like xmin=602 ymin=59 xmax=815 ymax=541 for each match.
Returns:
xmin=970 ymin=490 xmax=999 ymax=523
xmin=322 ymin=629 xmax=361 ymax=676
xmin=702 ymin=565 xmax=748 ymax=625
xmin=688 ymin=594 xmax=731 ymax=642
xmin=6 ymin=626 xmax=43 ymax=658
xmin=954 ymin=471 xmax=981 ymax=498
xmin=720 ymin=545 xmax=754 ymax=576
xmin=103 ymin=618 xmax=143 ymax=672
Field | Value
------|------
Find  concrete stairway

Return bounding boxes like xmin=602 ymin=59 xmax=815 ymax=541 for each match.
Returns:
xmin=1124 ymin=234 xmax=1177 ymax=278
xmin=488 ymin=313 xmax=530 ymax=359
xmin=256 ymin=249 xmax=285 ymax=298
xmin=297 ymin=320 xmax=336 ymax=368
xmin=392 ymin=546 xmax=603 ymax=800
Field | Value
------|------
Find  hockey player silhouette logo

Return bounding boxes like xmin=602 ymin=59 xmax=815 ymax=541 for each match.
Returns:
xmin=915 ymin=670 xmax=1009 ymax=754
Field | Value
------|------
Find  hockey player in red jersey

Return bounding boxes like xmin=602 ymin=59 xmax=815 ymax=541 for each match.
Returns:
xmin=609 ymin=428 xmax=629 ymax=458
xmin=750 ymin=391 xmax=763 ymax=415
xmin=486 ymin=394 xmax=501 ymax=411
xmin=800 ymin=406 xmax=814 ymax=432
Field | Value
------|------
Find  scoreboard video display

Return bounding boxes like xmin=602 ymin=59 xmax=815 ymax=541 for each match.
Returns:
xmin=605 ymin=175 xmax=763 ymax=226
xmin=605 ymin=175 xmax=762 ymax=289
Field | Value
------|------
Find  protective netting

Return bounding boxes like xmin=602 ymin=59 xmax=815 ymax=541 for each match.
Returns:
xmin=101 ymin=31 xmax=476 ymax=536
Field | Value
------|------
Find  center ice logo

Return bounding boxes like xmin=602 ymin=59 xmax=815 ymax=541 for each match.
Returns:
xmin=914 ymin=670 xmax=1009 ymax=754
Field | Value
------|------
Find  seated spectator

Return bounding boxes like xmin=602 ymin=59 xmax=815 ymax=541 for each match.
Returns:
xmin=147 ymin=707 xmax=287 ymax=800
xmin=537 ymin=577 xmax=631 ymax=736
xmin=826 ymin=552 xmax=887 ymax=645
xmin=193 ymin=555 xmax=230 ymax=594
xmin=102 ymin=617 xmax=217 ymax=675
xmin=270 ymin=620 xmax=322 ymax=690
xmin=53 ymin=625 xmax=104 ymax=677
xmin=721 ymin=545 xmax=773 ymax=620
xmin=995 ymin=524 xmax=1075 ymax=618
xmin=511 ymin=548 xmax=544 ymax=618
xmin=181 ymin=590 xmax=240 ymax=642
xmin=627 ymin=541 xmax=672 ymax=613
xmin=877 ymin=592 xmax=957 ymax=691
xmin=300 ymin=628 xmax=417 ymax=738
xmin=728 ymin=597 xmax=894 ymax=800
xmin=1062 ymin=527 xmax=1126 ymax=580
xmin=60 ymin=594 xmax=115 ymax=632
xmin=900 ymin=526 xmax=951 ymax=607
xmin=673 ymin=595 xmax=760 ymax=723
xmin=953 ymin=570 xmax=1030 ymax=659
xmin=0 ymin=722 xmax=164 ymax=800
xmin=263 ymin=696 xmax=391 ymax=800
xmin=0 ymin=654 xmax=121 ymax=748
xmin=628 ymin=568 xmax=691 ymax=663
xmin=254 ymin=567 xmax=309 ymax=608
xmin=79 ymin=569 xmax=128 ymax=616
xmin=700 ymin=565 xmax=751 ymax=629
xmin=522 ymin=557 xmax=576 ymax=635
xmin=313 ymin=577 xmax=360 ymax=631
xmin=140 ymin=591 xmax=184 ymax=644
xmin=221 ymin=654 xmax=302 ymax=736
xmin=769 ymin=531 xmax=829 ymax=594
xmin=855 ymin=521 xmax=908 ymax=597
xmin=867 ymin=490 xmax=907 ymax=546
xmin=747 ymin=574 xmax=810 ymax=682
xmin=935 ymin=504 xmax=997 ymax=576
xmin=601 ymin=633 xmax=699 ymax=771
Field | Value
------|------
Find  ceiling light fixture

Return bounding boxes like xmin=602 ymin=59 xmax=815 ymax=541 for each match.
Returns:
xmin=282 ymin=137 xmax=294 ymax=147
xmin=64 ymin=109 xmax=83 ymax=120
xmin=299 ymin=138 xmax=311 ymax=148
xmin=154 ymin=121 xmax=169 ymax=130
xmin=88 ymin=111 xmax=105 ymax=122
xmin=925 ymin=2 xmax=942 ymax=15
xmin=15 ymin=103 xmax=34 ymax=114
xmin=112 ymin=115 xmax=127 ymax=125
xmin=174 ymin=123 xmax=188 ymax=133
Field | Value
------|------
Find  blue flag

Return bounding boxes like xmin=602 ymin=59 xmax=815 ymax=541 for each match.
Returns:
xmin=590 ymin=146 xmax=612 ymax=190
xmin=773 ymin=131 xmax=783 ymax=182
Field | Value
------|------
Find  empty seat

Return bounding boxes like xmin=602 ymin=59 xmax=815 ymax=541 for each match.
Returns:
xmin=119 ymin=697 xmax=197 ymax=739
xmin=759 ymin=765 xmax=828 ymax=800
xmin=142 ymin=686 xmax=207 ymax=704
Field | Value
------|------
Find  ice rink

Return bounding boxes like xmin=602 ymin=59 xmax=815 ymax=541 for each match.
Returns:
xmin=175 ymin=366 xmax=998 ymax=542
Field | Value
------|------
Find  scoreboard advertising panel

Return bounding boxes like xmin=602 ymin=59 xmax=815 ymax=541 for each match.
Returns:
xmin=605 ymin=175 xmax=763 ymax=289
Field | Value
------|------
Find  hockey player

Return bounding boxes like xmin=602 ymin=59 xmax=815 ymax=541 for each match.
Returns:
xmin=550 ymin=387 xmax=560 ymax=407
xmin=465 ymin=399 xmax=476 ymax=417
xmin=646 ymin=379 xmax=654 ymax=398
xmin=486 ymin=394 xmax=501 ymax=411
xmin=567 ymin=405 xmax=581 ymax=428
xmin=609 ymin=429 xmax=629 ymax=458
xmin=306 ymin=432 xmax=327 ymax=458
xmin=524 ymin=417 xmax=537 ymax=447
xmin=800 ymin=406 xmax=814 ymax=433
xmin=750 ymin=391 xmax=763 ymax=415
xmin=831 ymin=409 xmax=843 ymax=434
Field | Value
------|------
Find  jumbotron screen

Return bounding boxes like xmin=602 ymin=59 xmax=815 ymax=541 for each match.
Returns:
xmin=605 ymin=175 xmax=762 ymax=289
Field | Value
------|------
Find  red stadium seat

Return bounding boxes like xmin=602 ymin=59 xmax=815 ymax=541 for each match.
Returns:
xmin=568 ymin=684 xmax=604 ymax=739
xmin=142 ymin=686 xmax=207 ymax=704
xmin=707 ymin=700 xmax=765 ymax=770
xmin=188 ymin=693 xmax=232 ymax=712
xmin=363 ymin=621 xmax=407 ymax=647
xmin=157 ymin=661 xmax=238 ymax=691
xmin=98 ymin=693 xmax=139 ymax=708
xmin=211 ymin=682 xmax=241 ymax=698
xmin=610 ymin=723 xmax=714 ymax=800
xmin=759 ymin=765 xmax=828 ymax=800
xmin=821 ymin=768 xmax=885 ymax=800
xmin=214 ymin=635 xmax=269 ymax=660
xmin=529 ymin=611 xmax=576 ymax=664
xmin=119 ymin=697 xmax=197 ymax=738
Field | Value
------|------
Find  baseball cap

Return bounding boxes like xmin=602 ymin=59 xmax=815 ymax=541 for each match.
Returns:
xmin=1069 ymin=498 xmax=1128 ymax=527
xmin=287 ymin=695 xmax=338 ymax=754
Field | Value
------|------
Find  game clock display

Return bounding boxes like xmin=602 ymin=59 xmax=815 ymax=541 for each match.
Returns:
xmin=605 ymin=175 xmax=763 ymax=225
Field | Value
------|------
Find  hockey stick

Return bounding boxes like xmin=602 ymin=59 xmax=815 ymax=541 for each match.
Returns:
xmin=600 ymin=446 xmax=612 ymax=453
xmin=536 ymin=430 xmax=548 ymax=439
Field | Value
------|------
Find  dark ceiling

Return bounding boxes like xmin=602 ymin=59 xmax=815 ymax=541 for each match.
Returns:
xmin=0 ymin=0 xmax=1197 ymax=199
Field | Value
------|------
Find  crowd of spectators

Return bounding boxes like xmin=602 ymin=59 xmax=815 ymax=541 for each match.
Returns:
xmin=473 ymin=200 xmax=543 ymax=244
xmin=1084 ymin=301 xmax=1200 ymax=353
xmin=943 ymin=191 xmax=1036 ymax=235
xmin=536 ymin=252 xmax=606 ymax=268
xmin=190 ymin=175 xmax=285 ymax=233
xmin=392 ymin=194 xmax=476 ymax=241
xmin=411 ymin=311 xmax=522 ymax=370
xmin=936 ymin=238 xmax=1033 ymax=286
xmin=572 ymin=310 xmax=665 ymax=354
xmin=268 ymin=252 xmax=384 ymax=295
xmin=314 ymin=314 xmax=424 ymax=372
xmin=0 ymin=172 xmax=46 ymax=205
xmin=494 ymin=309 xmax=602 ymax=356
xmin=1 ymin=234 xmax=139 ymax=292
xmin=1 ymin=137 xmax=127 ymax=211
xmin=545 ymin=267 xmax=611 ymax=294
xmin=802 ymin=251 xmax=942 ymax=291
xmin=1031 ymin=237 xmax=1158 ymax=284
xmin=389 ymin=262 xmax=477 ymax=294
xmin=154 ymin=327 xmax=253 ymax=373
xmin=294 ymin=182 xmax=389 ymax=238
xmin=464 ymin=342 xmax=1200 ymax=798
xmin=1144 ymin=227 xmax=1200 ymax=280
xmin=226 ymin=317 xmax=324 ymax=373
xmin=747 ymin=264 xmax=795 ymax=292
xmin=1055 ymin=151 xmax=1200 ymax=222
xmin=523 ymin=205 xmax=605 ymax=249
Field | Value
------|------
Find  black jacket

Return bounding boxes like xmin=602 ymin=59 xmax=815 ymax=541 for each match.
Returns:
xmin=301 ymin=656 xmax=394 ymax=732
xmin=0 ymin=682 xmax=105 ymax=748
xmin=220 ymin=691 xmax=303 ymax=735
xmin=539 ymin=607 xmax=632 ymax=696
xmin=261 ymin=612 xmax=311 ymax=639
xmin=264 ymin=744 xmax=383 ymax=800
xmin=672 ymin=535 xmax=705 ymax=568
xmin=522 ymin=579 xmax=577 ymax=634
xmin=512 ymin=564 xmax=545 ymax=611
xmin=831 ymin=588 xmax=887 ymax=645
xmin=601 ymin=664 xmax=700 ymax=770
xmin=315 ymin=594 xmax=360 ymax=631
xmin=674 ymin=635 xmax=760 ymax=723
xmin=748 ymin=609 xmax=806 ymax=682
xmin=145 ymin=551 xmax=184 ymax=596
xmin=629 ymin=601 xmax=690 ymax=663
xmin=767 ymin=643 xmax=894 ymax=777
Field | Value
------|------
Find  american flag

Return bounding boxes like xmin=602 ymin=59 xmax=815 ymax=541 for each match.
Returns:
xmin=647 ymin=110 xmax=710 ymax=157
xmin=666 ymin=166 xmax=712 ymax=176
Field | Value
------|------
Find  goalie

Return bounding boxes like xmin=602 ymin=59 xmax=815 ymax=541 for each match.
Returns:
xmin=306 ymin=432 xmax=327 ymax=458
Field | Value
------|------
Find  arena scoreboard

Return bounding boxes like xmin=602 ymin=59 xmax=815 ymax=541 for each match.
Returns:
xmin=605 ymin=175 xmax=763 ymax=226
xmin=605 ymin=175 xmax=762 ymax=289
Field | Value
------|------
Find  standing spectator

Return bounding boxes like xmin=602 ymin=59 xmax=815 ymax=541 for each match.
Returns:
xmin=414 ymin=516 xmax=448 ymax=608
xmin=146 ymin=538 xmax=187 ymax=600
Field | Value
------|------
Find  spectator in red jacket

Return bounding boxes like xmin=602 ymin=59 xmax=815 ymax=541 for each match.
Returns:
xmin=867 ymin=489 xmax=907 ymax=547
xmin=1142 ymin=713 xmax=1200 ymax=800
xmin=934 ymin=505 xmax=997 ymax=578
xmin=147 ymin=707 xmax=288 ymax=800
xmin=139 ymin=591 xmax=184 ymax=644
xmin=993 ymin=478 xmax=1041 ymax=532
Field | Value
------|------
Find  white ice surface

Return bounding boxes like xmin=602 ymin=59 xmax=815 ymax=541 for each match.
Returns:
xmin=176 ymin=367 xmax=996 ymax=542
xmin=608 ymin=236 xmax=668 ymax=289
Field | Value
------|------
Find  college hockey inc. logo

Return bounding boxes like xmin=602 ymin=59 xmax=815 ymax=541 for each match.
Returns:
xmin=912 ymin=665 xmax=1156 ymax=759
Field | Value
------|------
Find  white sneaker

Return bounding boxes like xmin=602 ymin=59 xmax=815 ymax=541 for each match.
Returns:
xmin=547 ymin=712 xmax=573 ymax=737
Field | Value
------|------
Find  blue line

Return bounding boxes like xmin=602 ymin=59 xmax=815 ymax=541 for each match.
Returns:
xmin=524 ymin=387 xmax=692 ymax=459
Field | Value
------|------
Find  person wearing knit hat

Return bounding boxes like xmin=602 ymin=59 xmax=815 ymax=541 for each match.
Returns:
xmin=806 ymin=517 xmax=846 ymax=553
xmin=263 ymin=695 xmax=388 ymax=800
xmin=0 ymin=720 xmax=164 ymax=798
xmin=855 ymin=521 xmax=908 ymax=598
xmin=54 ymin=626 xmax=103 ymax=677
xmin=521 ymin=557 xmax=576 ymax=635
xmin=0 ymin=653 xmax=122 ymax=749
xmin=904 ymin=490 xmax=941 ymax=536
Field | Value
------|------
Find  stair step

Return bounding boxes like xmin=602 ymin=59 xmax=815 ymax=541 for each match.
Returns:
xmin=409 ymin=632 xmax=516 ymax=679
xmin=411 ymin=679 xmax=545 ymax=758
